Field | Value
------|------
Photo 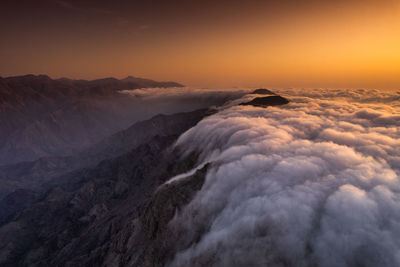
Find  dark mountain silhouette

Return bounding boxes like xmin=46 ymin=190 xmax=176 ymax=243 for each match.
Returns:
xmin=240 ymin=95 xmax=289 ymax=107
xmin=0 ymin=74 xmax=183 ymax=101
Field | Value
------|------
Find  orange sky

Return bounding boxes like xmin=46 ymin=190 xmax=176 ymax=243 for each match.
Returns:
xmin=1 ymin=0 xmax=400 ymax=88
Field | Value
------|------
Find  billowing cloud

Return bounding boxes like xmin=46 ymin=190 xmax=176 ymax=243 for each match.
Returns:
xmin=165 ymin=88 xmax=400 ymax=266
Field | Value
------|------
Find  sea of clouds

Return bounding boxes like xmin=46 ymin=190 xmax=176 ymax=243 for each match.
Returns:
xmin=166 ymin=88 xmax=400 ymax=267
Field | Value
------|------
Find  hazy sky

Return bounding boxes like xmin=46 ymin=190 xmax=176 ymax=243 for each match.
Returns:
xmin=1 ymin=0 xmax=400 ymax=88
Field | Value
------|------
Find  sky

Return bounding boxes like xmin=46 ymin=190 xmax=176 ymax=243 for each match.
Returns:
xmin=1 ymin=0 xmax=400 ymax=88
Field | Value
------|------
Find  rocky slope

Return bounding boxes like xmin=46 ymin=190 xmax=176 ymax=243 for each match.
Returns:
xmin=0 ymin=109 xmax=214 ymax=225
xmin=0 ymin=108 xmax=212 ymax=266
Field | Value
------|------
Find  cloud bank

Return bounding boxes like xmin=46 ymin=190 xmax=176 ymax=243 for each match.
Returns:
xmin=166 ymin=89 xmax=400 ymax=267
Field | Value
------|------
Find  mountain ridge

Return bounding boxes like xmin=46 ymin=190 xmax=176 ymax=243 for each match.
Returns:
xmin=0 ymin=74 xmax=185 ymax=164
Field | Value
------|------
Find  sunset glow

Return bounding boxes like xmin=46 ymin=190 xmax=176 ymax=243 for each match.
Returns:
xmin=1 ymin=0 xmax=400 ymax=87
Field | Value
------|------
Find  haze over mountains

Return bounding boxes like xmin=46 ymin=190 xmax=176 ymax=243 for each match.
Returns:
xmin=0 ymin=74 xmax=180 ymax=164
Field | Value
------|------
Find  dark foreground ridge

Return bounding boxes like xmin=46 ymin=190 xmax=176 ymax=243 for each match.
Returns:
xmin=240 ymin=95 xmax=289 ymax=107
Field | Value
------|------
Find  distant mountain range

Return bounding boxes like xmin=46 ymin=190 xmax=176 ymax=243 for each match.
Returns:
xmin=0 ymin=75 xmax=184 ymax=165
xmin=0 ymin=74 xmax=183 ymax=103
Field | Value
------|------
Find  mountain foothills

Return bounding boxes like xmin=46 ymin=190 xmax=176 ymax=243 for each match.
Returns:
xmin=0 ymin=74 xmax=183 ymax=165
xmin=0 ymin=81 xmax=290 ymax=266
